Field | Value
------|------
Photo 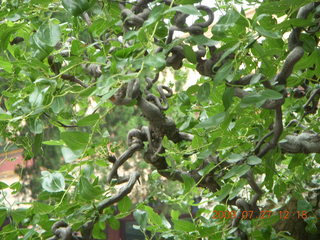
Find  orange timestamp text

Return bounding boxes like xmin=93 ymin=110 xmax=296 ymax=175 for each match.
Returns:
xmin=212 ymin=210 xmax=309 ymax=220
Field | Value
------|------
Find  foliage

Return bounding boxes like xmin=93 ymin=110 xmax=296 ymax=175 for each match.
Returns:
xmin=0 ymin=0 xmax=320 ymax=239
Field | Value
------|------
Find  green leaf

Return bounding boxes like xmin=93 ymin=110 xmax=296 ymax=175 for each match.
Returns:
xmin=9 ymin=182 xmax=22 ymax=194
xmin=29 ymin=87 xmax=44 ymax=108
xmin=259 ymin=215 xmax=280 ymax=226
xmin=250 ymin=73 xmax=263 ymax=84
xmin=61 ymin=131 xmax=90 ymax=150
xmin=197 ymin=112 xmax=226 ymax=129
xmin=260 ymin=89 xmax=283 ymax=100
xmin=229 ymin=179 xmax=247 ymax=199
xmin=79 ymin=176 xmax=101 ymax=200
xmin=226 ymin=153 xmax=244 ymax=163
xmin=257 ymin=0 xmax=311 ymax=16
xmin=222 ymin=87 xmax=234 ymax=110
xmin=214 ymin=61 xmax=233 ymax=83
xmin=0 ymin=23 xmax=24 ymax=52
xmin=11 ymin=208 xmax=27 ymax=223
xmin=145 ymin=53 xmax=166 ymax=68
xmin=297 ymin=199 xmax=312 ymax=212
xmin=247 ymin=156 xmax=262 ymax=165
xmin=189 ymin=35 xmax=218 ymax=46
xmin=51 ymin=97 xmax=65 ymax=114
xmin=118 ymin=196 xmax=132 ymax=213
xmin=62 ymin=0 xmax=90 ymax=16
xmin=33 ymin=133 xmax=43 ymax=156
xmin=165 ymin=5 xmax=201 ymax=16
xmin=89 ymin=18 xmax=109 ymax=37
xmin=197 ymin=82 xmax=210 ymax=103
xmin=0 ymin=108 xmax=12 ymax=121
xmin=183 ymin=45 xmax=197 ymax=64
xmin=223 ymin=164 xmax=250 ymax=179
xmin=0 ymin=181 xmax=9 ymax=190
xmin=108 ymin=216 xmax=120 ymax=230
xmin=255 ymin=26 xmax=281 ymax=39
xmin=77 ymin=113 xmax=100 ymax=126
xmin=32 ymin=202 xmax=54 ymax=215
xmin=133 ymin=209 xmax=148 ymax=229
xmin=61 ymin=146 xmax=82 ymax=163
xmin=28 ymin=118 xmax=44 ymax=134
xmin=182 ymin=174 xmax=196 ymax=194
xmin=172 ymin=219 xmax=195 ymax=232
xmin=198 ymin=162 xmax=215 ymax=176
xmin=41 ymin=171 xmax=65 ymax=192
xmin=143 ymin=206 xmax=162 ymax=226
xmin=0 ymin=58 xmax=13 ymax=73
xmin=240 ymin=94 xmax=266 ymax=107
xmin=42 ymin=140 xmax=65 ymax=146
xmin=0 ymin=207 xmax=7 ymax=227
xmin=214 ymin=184 xmax=232 ymax=202
xmin=36 ymin=19 xmax=60 ymax=47
xmin=92 ymin=222 xmax=106 ymax=239
xmin=114 ymin=44 xmax=142 ymax=58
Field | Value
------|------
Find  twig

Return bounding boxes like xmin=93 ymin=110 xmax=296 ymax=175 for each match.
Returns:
xmin=61 ymin=74 xmax=88 ymax=88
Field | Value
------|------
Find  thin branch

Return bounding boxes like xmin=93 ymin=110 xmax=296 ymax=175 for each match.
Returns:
xmin=61 ymin=74 xmax=88 ymax=88
xmin=107 ymin=143 xmax=143 ymax=183
xmin=98 ymin=172 xmax=140 ymax=212
xmin=257 ymin=106 xmax=283 ymax=158
xmin=43 ymin=113 xmax=78 ymax=128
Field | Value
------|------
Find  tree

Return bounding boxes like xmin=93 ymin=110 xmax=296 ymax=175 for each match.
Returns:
xmin=0 ymin=0 xmax=320 ymax=239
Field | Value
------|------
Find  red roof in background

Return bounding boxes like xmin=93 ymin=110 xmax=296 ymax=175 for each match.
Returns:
xmin=0 ymin=149 xmax=33 ymax=173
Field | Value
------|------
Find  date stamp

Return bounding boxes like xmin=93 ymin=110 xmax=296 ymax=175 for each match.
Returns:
xmin=212 ymin=210 xmax=309 ymax=220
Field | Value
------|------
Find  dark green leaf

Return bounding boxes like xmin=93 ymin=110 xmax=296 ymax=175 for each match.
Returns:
xmin=172 ymin=219 xmax=195 ymax=232
xmin=197 ymin=112 xmax=226 ymax=129
xmin=118 ymin=196 xmax=132 ymax=213
xmin=261 ymin=89 xmax=283 ymax=100
xmin=61 ymin=131 xmax=90 ymax=150
xmin=32 ymin=202 xmax=54 ymax=215
xmin=255 ymin=26 xmax=281 ymax=39
xmin=229 ymin=179 xmax=247 ymax=199
xmin=214 ymin=184 xmax=232 ymax=202
xmin=77 ymin=114 xmax=100 ymax=126
xmin=214 ymin=61 xmax=233 ymax=83
xmin=33 ymin=133 xmax=43 ymax=156
xmin=222 ymin=87 xmax=234 ymax=110
xmin=11 ymin=209 xmax=27 ymax=223
xmin=197 ymin=82 xmax=210 ymax=103
xmin=240 ymin=94 xmax=266 ymax=107
xmin=182 ymin=174 xmax=196 ymax=194
xmin=108 ymin=216 xmax=120 ymax=230
xmin=223 ymin=164 xmax=250 ymax=179
xmin=165 ymin=5 xmax=201 ymax=16
xmin=79 ymin=176 xmax=101 ymax=200
xmin=297 ymin=199 xmax=312 ymax=212
xmin=62 ymin=0 xmax=90 ymax=16
xmin=226 ymin=153 xmax=243 ymax=163
xmin=183 ymin=45 xmax=197 ymax=64
xmin=0 ymin=23 xmax=24 ymax=52
xmin=189 ymin=35 xmax=218 ymax=46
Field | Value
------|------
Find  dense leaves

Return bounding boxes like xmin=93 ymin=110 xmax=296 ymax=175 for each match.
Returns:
xmin=0 ymin=0 xmax=319 ymax=239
